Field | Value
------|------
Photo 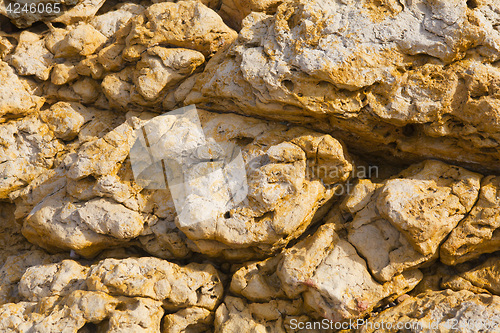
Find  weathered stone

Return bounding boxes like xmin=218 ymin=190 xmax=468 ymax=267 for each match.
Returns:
xmin=22 ymin=190 xmax=142 ymax=257
xmin=0 ymin=250 xmax=66 ymax=305
xmin=102 ymin=47 xmax=205 ymax=110
xmin=218 ymin=0 xmax=283 ymax=30
xmin=86 ymin=257 xmax=223 ymax=310
xmin=7 ymin=31 xmax=54 ymax=81
xmin=163 ymin=307 xmax=213 ymax=333
xmin=52 ymin=0 xmax=107 ymax=26
xmin=40 ymin=101 xmax=86 ymax=141
xmin=0 ymin=35 xmax=14 ymax=59
xmin=230 ymin=223 xmax=422 ymax=321
xmin=214 ymin=296 xmax=312 ymax=333
xmin=134 ymin=47 xmax=204 ymax=101
xmin=52 ymin=23 xmax=107 ymax=58
xmin=0 ymin=290 xmax=162 ymax=333
xmin=131 ymin=109 xmax=352 ymax=260
xmin=51 ymin=60 xmax=80 ymax=85
xmin=68 ymin=118 xmax=136 ymax=180
xmin=0 ymin=60 xmax=43 ymax=118
xmin=0 ymin=114 xmax=63 ymax=199
xmin=360 ymin=289 xmax=500 ymax=333
xmin=441 ymin=176 xmax=500 ymax=265
xmin=18 ymin=259 xmax=88 ymax=302
xmin=123 ymin=1 xmax=237 ymax=59
xmin=442 ymin=256 xmax=500 ymax=295
xmin=90 ymin=3 xmax=144 ymax=38
xmin=186 ymin=0 xmax=500 ymax=172
xmin=346 ymin=160 xmax=481 ymax=282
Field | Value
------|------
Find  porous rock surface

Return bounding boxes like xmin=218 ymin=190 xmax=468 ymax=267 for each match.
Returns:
xmin=187 ymin=0 xmax=500 ymax=172
xmin=360 ymin=289 xmax=500 ymax=333
xmin=1 ymin=0 xmax=500 ymax=332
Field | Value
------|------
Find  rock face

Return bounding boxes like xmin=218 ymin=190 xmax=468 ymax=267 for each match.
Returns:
xmin=442 ymin=257 xmax=500 ymax=295
xmin=17 ymin=107 xmax=352 ymax=260
xmin=229 ymin=223 xmax=422 ymax=322
xmin=186 ymin=0 xmax=500 ymax=172
xmin=441 ymin=175 xmax=500 ymax=265
xmin=0 ymin=257 xmax=223 ymax=332
xmin=1 ymin=0 xmax=500 ymax=331
xmin=345 ymin=160 xmax=482 ymax=282
xmin=360 ymin=289 xmax=500 ymax=333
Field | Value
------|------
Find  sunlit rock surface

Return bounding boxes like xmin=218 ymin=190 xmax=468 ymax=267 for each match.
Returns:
xmin=1 ymin=0 xmax=500 ymax=331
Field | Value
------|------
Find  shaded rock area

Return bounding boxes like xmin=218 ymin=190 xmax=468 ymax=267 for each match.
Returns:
xmin=1 ymin=0 xmax=500 ymax=332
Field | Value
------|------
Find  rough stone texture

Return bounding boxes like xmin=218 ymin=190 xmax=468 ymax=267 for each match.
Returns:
xmin=218 ymin=0 xmax=283 ymax=30
xmin=0 ymin=291 xmax=164 ymax=333
xmin=2 ymin=0 xmax=500 ymax=330
xmin=0 ymin=113 xmax=64 ymax=200
xmin=124 ymin=1 xmax=237 ymax=59
xmin=0 ymin=250 xmax=67 ymax=305
xmin=441 ymin=175 xmax=500 ymax=265
xmin=0 ymin=60 xmax=44 ymax=118
xmin=346 ymin=160 xmax=482 ymax=282
xmin=230 ymin=223 xmax=422 ymax=321
xmin=0 ymin=256 xmax=223 ymax=331
xmin=14 ymin=108 xmax=352 ymax=260
xmin=442 ymin=256 xmax=500 ymax=296
xmin=102 ymin=47 xmax=205 ymax=110
xmin=214 ymin=296 xmax=313 ymax=332
xmin=186 ymin=0 xmax=500 ymax=172
xmin=360 ymin=289 xmax=500 ymax=333
xmin=87 ymin=257 xmax=223 ymax=310
xmin=163 ymin=306 xmax=214 ymax=333
xmin=7 ymin=31 xmax=54 ymax=81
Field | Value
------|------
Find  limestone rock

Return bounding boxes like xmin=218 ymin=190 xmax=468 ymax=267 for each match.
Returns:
xmin=68 ymin=118 xmax=136 ymax=180
xmin=130 ymin=109 xmax=352 ymax=260
xmin=186 ymin=0 xmax=500 ymax=172
xmin=214 ymin=296 xmax=312 ymax=333
xmin=0 ymin=255 xmax=224 ymax=331
xmin=163 ymin=307 xmax=213 ymax=333
xmin=90 ymin=3 xmax=144 ymax=38
xmin=22 ymin=190 xmax=142 ymax=257
xmin=218 ymin=0 xmax=283 ymax=30
xmin=124 ymin=1 xmax=237 ymax=59
xmin=102 ymin=47 xmax=205 ymax=110
xmin=18 ymin=259 xmax=88 ymax=302
xmin=40 ymin=101 xmax=86 ymax=141
xmin=0 ymin=114 xmax=64 ymax=199
xmin=0 ymin=250 xmax=66 ymax=305
xmin=360 ymin=289 xmax=500 ymax=333
xmin=0 ymin=35 xmax=14 ymax=59
xmin=52 ymin=0 xmax=107 ymax=26
xmin=7 ymin=31 xmax=54 ymax=81
xmin=442 ymin=256 xmax=500 ymax=296
xmin=0 ymin=60 xmax=43 ymax=118
xmin=134 ymin=47 xmax=205 ymax=101
xmin=441 ymin=176 xmax=500 ymax=265
xmin=52 ymin=23 xmax=107 ymax=58
xmin=0 ymin=290 xmax=163 ymax=333
xmin=51 ymin=60 xmax=80 ymax=85
xmin=230 ymin=223 xmax=422 ymax=321
xmin=346 ymin=160 xmax=481 ymax=282
xmin=86 ymin=257 xmax=224 ymax=310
